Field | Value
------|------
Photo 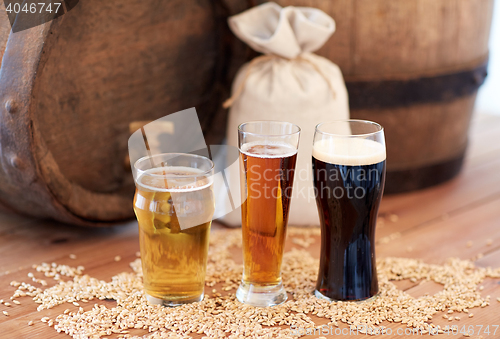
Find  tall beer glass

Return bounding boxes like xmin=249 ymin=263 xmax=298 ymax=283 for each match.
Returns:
xmin=312 ymin=120 xmax=386 ymax=301
xmin=133 ymin=153 xmax=215 ymax=306
xmin=236 ymin=121 xmax=300 ymax=307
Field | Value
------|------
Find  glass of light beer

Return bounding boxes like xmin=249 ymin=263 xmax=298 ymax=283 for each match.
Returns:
xmin=312 ymin=120 xmax=386 ymax=301
xmin=133 ymin=153 xmax=215 ymax=306
xmin=236 ymin=121 xmax=300 ymax=307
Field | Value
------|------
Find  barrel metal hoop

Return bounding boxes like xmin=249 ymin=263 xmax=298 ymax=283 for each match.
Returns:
xmin=346 ymin=59 xmax=489 ymax=109
xmin=384 ymin=149 xmax=466 ymax=194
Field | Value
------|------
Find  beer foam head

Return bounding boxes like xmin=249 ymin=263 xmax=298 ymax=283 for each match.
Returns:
xmin=313 ymin=138 xmax=386 ymax=166
xmin=137 ymin=166 xmax=212 ymax=192
xmin=240 ymin=142 xmax=297 ymax=158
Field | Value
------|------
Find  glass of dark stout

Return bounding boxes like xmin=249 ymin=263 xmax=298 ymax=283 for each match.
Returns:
xmin=312 ymin=120 xmax=386 ymax=301
xmin=236 ymin=121 xmax=300 ymax=307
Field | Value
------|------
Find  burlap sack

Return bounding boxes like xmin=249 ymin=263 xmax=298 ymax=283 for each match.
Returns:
xmin=222 ymin=2 xmax=349 ymax=226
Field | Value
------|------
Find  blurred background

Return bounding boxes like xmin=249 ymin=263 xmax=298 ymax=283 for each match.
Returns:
xmin=477 ymin=1 xmax=500 ymax=115
xmin=0 ymin=0 xmax=498 ymax=226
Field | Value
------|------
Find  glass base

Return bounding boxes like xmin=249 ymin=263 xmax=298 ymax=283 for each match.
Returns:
xmin=146 ymin=292 xmax=203 ymax=307
xmin=236 ymin=281 xmax=287 ymax=307
xmin=314 ymin=289 xmax=379 ymax=303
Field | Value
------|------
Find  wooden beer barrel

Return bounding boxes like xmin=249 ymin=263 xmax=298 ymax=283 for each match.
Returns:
xmin=0 ymin=0 xmax=493 ymax=225
xmin=255 ymin=0 xmax=494 ymax=193
xmin=0 ymin=0 xmax=234 ymax=226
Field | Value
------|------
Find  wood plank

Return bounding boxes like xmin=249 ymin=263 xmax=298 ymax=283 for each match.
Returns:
xmin=1 ymin=115 xmax=499 ymax=338
xmin=377 ymin=197 xmax=500 ymax=263
xmin=376 ymin=114 xmax=500 ymax=240
xmin=353 ymin=0 xmax=419 ymax=78
xmin=1 ymin=222 xmax=497 ymax=339
xmin=1 ymin=224 xmax=499 ymax=339
xmin=377 ymin=156 xmax=500 ymax=239
xmin=0 ymin=220 xmax=138 ymax=275
xmin=401 ymin=278 xmax=500 ymax=337
xmin=265 ymin=0 xmax=354 ymax=74
xmin=353 ymin=94 xmax=475 ymax=170
xmin=0 ymin=221 xmax=141 ymax=338
xmin=34 ymin=0 xmax=221 ymax=195
xmin=0 ymin=211 xmax=35 ymax=235
xmin=261 ymin=0 xmax=492 ymax=79
xmin=0 ymin=1 xmax=10 ymax=66
xmin=457 ymin=0 xmax=495 ymax=63
xmin=313 ymin=0 xmax=354 ymax=74
xmin=476 ymin=247 xmax=500 ymax=269
xmin=350 ymin=0 xmax=493 ymax=79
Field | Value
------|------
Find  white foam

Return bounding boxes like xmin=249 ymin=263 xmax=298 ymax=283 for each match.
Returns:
xmin=137 ymin=166 xmax=212 ymax=192
xmin=313 ymin=138 xmax=386 ymax=166
xmin=240 ymin=141 xmax=297 ymax=159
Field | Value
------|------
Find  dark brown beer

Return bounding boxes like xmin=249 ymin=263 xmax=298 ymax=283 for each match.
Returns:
xmin=240 ymin=143 xmax=297 ymax=285
xmin=313 ymin=138 xmax=386 ymax=301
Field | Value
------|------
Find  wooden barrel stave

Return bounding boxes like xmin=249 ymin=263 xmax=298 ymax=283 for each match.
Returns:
xmin=254 ymin=0 xmax=493 ymax=193
xmin=0 ymin=0 xmax=494 ymax=224
xmin=263 ymin=0 xmax=494 ymax=79
xmin=0 ymin=0 xmax=233 ymax=225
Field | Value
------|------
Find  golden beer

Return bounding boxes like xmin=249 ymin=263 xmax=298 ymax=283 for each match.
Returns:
xmin=236 ymin=121 xmax=300 ymax=307
xmin=133 ymin=156 xmax=214 ymax=306
xmin=240 ymin=144 xmax=297 ymax=285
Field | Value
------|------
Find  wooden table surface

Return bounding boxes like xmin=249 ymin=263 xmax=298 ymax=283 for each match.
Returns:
xmin=1 ymin=113 xmax=500 ymax=339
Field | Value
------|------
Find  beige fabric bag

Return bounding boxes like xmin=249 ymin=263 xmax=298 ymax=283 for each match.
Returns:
xmin=222 ymin=2 xmax=349 ymax=226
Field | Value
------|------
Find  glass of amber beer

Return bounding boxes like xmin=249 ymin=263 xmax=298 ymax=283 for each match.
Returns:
xmin=133 ymin=153 xmax=215 ymax=306
xmin=312 ymin=120 xmax=386 ymax=301
xmin=236 ymin=121 xmax=300 ymax=307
